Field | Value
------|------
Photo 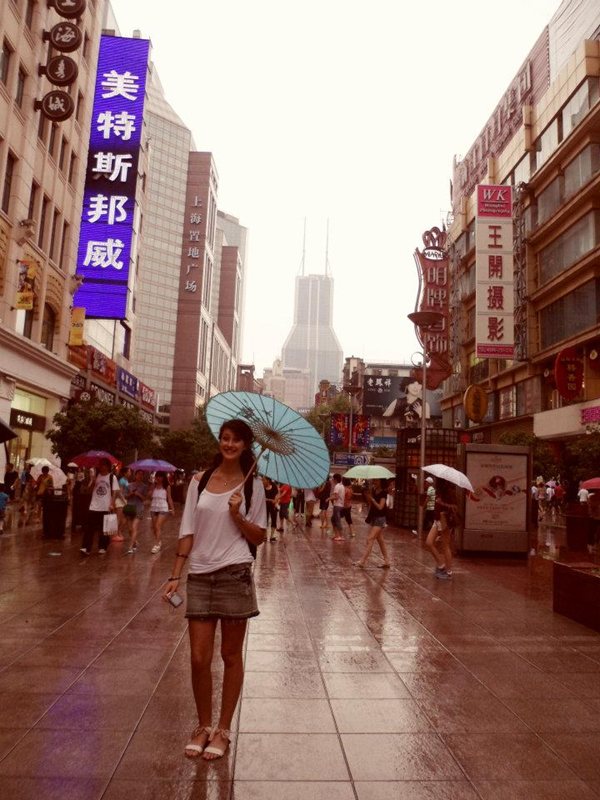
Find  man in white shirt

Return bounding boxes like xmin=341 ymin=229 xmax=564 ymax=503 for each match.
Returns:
xmin=80 ymin=458 xmax=119 ymax=555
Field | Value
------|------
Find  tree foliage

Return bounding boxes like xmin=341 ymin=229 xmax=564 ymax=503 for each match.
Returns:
xmin=47 ymin=401 xmax=156 ymax=464
xmin=498 ymin=431 xmax=558 ymax=480
xmin=157 ymin=409 xmax=219 ymax=474
xmin=563 ymin=430 xmax=600 ymax=486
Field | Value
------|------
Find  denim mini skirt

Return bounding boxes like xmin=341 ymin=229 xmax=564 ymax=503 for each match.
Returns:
xmin=185 ymin=562 xmax=259 ymax=620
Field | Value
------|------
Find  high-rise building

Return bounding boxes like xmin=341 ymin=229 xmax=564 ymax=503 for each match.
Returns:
xmin=280 ymin=272 xmax=343 ymax=407
xmin=130 ymin=67 xmax=193 ymax=426
xmin=170 ymin=154 xmax=247 ymax=429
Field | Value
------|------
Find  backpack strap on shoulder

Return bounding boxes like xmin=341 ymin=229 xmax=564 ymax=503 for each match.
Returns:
xmin=197 ymin=467 xmax=215 ymax=498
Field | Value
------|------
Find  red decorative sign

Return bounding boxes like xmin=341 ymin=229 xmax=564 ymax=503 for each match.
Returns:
xmin=38 ymin=90 xmax=74 ymax=121
xmin=554 ymin=347 xmax=583 ymax=401
xmin=89 ymin=346 xmax=116 ymax=387
xmin=413 ymin=226 xmax=452 ymax=389
xmin=139 ymin=382 xmax=156 ymax=410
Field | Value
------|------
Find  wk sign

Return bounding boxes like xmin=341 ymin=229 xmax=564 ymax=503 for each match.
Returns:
xmin=475 ymin=184 xmax=515 ymax=359
xmin=74 ymin=35 xmax=150 ymax=319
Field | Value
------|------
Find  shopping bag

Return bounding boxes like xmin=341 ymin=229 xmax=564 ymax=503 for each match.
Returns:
xmin=103 ymin=513 xmax=118 ymax=535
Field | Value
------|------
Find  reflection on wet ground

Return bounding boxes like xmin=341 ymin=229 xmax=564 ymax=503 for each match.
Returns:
xmin=2 ymin=507 xmax=600 ymax=799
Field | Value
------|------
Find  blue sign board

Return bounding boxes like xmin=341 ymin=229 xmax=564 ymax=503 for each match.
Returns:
xmin=332 ymin=453 xmax=370 ymax=466
xmin=74 ymin=35 xmax=150 ymax=318
xmin=117 ymin=366 xmax=138 ymax=399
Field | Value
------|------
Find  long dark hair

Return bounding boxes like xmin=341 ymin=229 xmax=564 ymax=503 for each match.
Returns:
xmin=212 ymin=419 xmax=256 ymax=476
xmin=436 ymin=478 xmax=456 ymax=502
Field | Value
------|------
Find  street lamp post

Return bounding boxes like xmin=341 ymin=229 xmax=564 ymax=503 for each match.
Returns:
xmin=407 ymin=310 xmax=444 ymax=538
xmin=343 ymin=384 xmax=362 ymax=453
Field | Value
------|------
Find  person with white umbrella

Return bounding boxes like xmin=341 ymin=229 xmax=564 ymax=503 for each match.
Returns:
xmin=425 ymin=477 xmax=459 ymax=580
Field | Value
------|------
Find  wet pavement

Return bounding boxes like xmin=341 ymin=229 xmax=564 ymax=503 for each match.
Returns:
xmin=2 ymin=507 xmax=600 ymax=799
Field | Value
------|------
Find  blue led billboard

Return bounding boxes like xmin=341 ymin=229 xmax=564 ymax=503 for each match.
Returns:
xmin=74 ymin=35 xmax=150 ymax=319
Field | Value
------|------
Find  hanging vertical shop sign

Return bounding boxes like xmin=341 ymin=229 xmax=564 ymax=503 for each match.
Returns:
xmin=554 ymin=347 xmax=583 ymax=401
xmin=475 ymin=185 xmax=515 ymax=359
xmin=413 ymin=227 xmax=452 ymax=389
xmin=73 ymin=35 xmax=150 ymax=319
xmin=15 ymin=260 xmax=36 ymax=309
xmin=51 ymin=0 xmax=87 ymax=18
xmin=69 ymin=307 xmax=86 ymax=346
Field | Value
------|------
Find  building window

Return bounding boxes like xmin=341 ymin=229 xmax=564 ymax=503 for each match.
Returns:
xmin=535 ymin=119 xmax=559 ymax=172
xmin=41 ymin=304 xmax=56 ymax=351
xmin=15 ymin=65 xmax=26 ymax=108
xmin=68 ymin=152 xmax=77 ymax=185
xmin=16 ymin=309 xmax=34 ymax=339
xmin=0 ymin=40 xmax=12 ymax=85
xmin=27 ymin=181 xmax=38 ymax=221
xmin=75 ymin=90 xmax=83 ymax=122
xmin=49 ymin=209 xmax=60 ymax=261
xmin=25 ymin=0 xmax=35 ymax=29
xmin=37 ymin=196 xmax=49 ymax=249
xmin=59 ymin=220 xmax=69 ymax=267
xmin=48 ymin=124 xmax=58 ymax=159
xmin=540 ymin=279 xmax=600 ymax=349
xmin=538 ymin=210 xmax=599 ymax=285
xmin=58 ymin=137 xmax=68 ymax=172
xmin=37 ymin=112 xmax=47 ymax=143
xmin=1 ymin=152 xmax=16 ymax=214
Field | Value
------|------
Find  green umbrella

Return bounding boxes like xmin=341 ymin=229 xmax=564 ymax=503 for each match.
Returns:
xmin=343 ymin=465 xmax=395 ymax=480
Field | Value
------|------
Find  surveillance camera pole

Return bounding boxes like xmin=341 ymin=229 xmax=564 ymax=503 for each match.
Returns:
xmin=407 ymin=310 xmax=444 ymax=538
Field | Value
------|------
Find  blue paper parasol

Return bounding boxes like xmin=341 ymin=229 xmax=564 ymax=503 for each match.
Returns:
xmin=205 ymin=391 xmax=330 ymax=489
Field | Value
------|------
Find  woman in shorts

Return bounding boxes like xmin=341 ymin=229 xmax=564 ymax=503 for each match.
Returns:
xmin=148 ymin=471 xmax=174 ymax=554
xmin=123 ymin=469 xmax=147 ymax=553
xmin=162 ymin=419 xmax=266 ymax=761
xmin=354 ymin=478 xmax=390 ymax=568
xmin=317 ymin=477 xmax=331 ymax=531
xmin=425 ymin=477 xmax=458 ymax=580
xmin=114 ymin=467 xmax=130 ymax=537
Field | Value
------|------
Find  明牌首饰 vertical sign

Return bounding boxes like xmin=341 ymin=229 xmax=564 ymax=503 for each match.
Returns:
xmin=475 ymin=185 xmax=515 ymax=359
xmin=74 ymin=35 xmax=150 ymax=319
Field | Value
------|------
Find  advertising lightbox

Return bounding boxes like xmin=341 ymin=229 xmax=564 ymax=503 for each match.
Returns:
xmin=74 ymin=35 xmax=150 ymax=319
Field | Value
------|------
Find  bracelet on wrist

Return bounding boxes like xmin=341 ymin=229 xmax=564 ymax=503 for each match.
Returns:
xmin=168 ymin=576 xmax=180 ymax=581
xmin=175 ymin=553 xmax=188 ymax=559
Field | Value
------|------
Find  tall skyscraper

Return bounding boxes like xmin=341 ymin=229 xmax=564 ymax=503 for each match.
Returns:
xmin=280 ymin=271 xmax=343 ymax=406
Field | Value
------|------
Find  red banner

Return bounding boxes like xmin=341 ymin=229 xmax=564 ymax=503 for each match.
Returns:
xmin=554 ymin=347 xmax=583 ymax=401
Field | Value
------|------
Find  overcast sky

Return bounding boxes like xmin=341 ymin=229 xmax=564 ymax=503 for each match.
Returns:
xmin=112 ymin=0 xmax=561 ymax=375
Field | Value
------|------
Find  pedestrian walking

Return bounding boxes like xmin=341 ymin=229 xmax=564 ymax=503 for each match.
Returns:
xmin=276 ymin=482 xmax=292 ymax=534
xmin=263 ymin=477 xmax=278 ymax=541
xmin=425 ymin=477 xmax=458 ymax=580
xmin=114 ymin=467 xmax=131 ymax=537
xmin=80 ymin=458 xmax=119 ymax=555
xmin=0 ymin=483 xmax=9 ymax=532
xmin=149 ymin=471 xmax=174 ymax=554
xmin=317 ymin=477 xmax=331 ymax=532
xmin=341 ymin=477 xmax=355 ymax=537
xmin=304 ymin=487 xmax=317 ymax=526
xmin=329 ymin=473 xmax=345 ymax=542
xmin=35 ymin=465 xmax=54 ymax=526
xmin=123 ymin=469 xmax=148 ymax=553
xmin=354 ymin=478 xmax=390 ymax=568
xmin=3 ymin=463 xmax=18 ymax=500
xmin=162 ymin=418 xmax=266 ymax=761
xmin=18 ymin=473 xmax=36 ymax=526
xmin=424 ymin=476 xmax=436 ymax=531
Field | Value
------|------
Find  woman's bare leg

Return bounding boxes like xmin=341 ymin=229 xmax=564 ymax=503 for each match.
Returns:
xmin=203 ymin=618 xmax=248 ymax=760
xmin=425 ymin=523 xmax=445 ymax=568
xmin=376 ymin=531 xmax=390 ymax=565
xmin=187 ymin=619 xmax=217 ymax=753
xmin=439 ymin=529 xmax=453 ymax=572
xmin=357 ymin=525 xmax=382 ymax=566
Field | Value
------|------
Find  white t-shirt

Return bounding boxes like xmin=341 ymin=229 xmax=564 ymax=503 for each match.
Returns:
xmin=578 ymin=487 xmax=590 ymax=503
xmin=305 ymin=489 xmax=317 ymax=502
xmin=332 ymin=482 xmax=345 ymax=508
xmin=89 ymin=473 xmax=117 ymax=512
xmin=179 ymin=476 xmax=267 ymax=575
xmin=151 ymin=487 xmax=169 ymax=512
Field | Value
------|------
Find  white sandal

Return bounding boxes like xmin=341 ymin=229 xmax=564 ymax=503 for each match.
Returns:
xmin=184 ymin=725 xmax=213 ymax=758
xmin=202 ymin=727 xmax=231 ymax=759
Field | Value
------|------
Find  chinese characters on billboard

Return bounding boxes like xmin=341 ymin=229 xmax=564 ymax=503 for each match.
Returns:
xmin=475 ymin=185 xmax=515 ymax=359
xmin=74 ymin=35 xmax=150 ymax=319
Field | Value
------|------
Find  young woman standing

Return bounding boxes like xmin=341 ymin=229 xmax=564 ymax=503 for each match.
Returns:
xmin=148 ymin=471 xmax=174 ymax=554
xmin=163 ymin=419 xmax=266 ymax=761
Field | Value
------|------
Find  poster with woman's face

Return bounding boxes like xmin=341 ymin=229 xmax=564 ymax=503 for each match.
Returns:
xmin=465 ymin=451 xmax=528 ymax=531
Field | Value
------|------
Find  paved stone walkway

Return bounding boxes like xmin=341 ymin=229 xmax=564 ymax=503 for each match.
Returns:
xmin=1 ymin=508 xmax=600 ymax=799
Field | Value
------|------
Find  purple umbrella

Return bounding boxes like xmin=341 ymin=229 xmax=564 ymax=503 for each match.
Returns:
xmin=128 ymin=458 xmax=177 ymax=472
